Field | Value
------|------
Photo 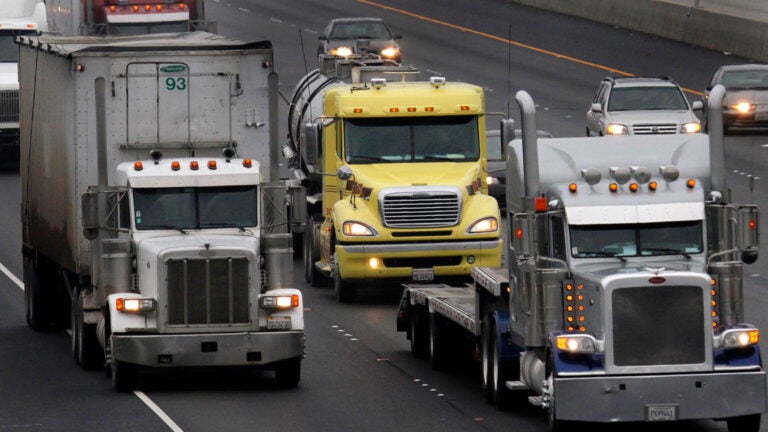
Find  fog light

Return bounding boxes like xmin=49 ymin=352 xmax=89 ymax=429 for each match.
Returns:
xmin=369 ymin=257 xmax=381 ymax=269
xmin=467 ymin=255 xmax=475 ymax=264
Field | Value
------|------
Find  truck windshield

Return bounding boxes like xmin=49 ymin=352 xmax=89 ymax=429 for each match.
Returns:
xmin=344 ymin=116 xmax=479 ymax=164
xmin=133 ymin=186 xmax=258 ymax=231
xmin=570 ymin=221 xmax=703 ymax=258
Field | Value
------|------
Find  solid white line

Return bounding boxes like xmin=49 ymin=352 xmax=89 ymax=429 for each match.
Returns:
xmin=134 ymin=391 xmax=185 ymax=432
xmin=0 ymin=264 xmax=181 ymax=431
xmin=0 ymin=261 xmax=24 ymax=291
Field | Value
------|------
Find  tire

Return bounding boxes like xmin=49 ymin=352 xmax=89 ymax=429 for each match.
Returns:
xmin=727 ymin=414 xmax=761 ymax=432
xmin=332 ymin=255 xmax=357 ymax=302
xmin=274 ymin=358 xmax=301 ymax=388
xmin=72 ymin=287 xmax=104 ymax=370
xmin=303 ymin=214 xmax=325 ymax=287
xmin=24 ymin=256 xmax=53 ymax=331
xmin=481 ymin=315 xmax=495 ymax=403
xmin=488 ymin=318 xmax=516 ymax=409
xmin=428 ymin=313 xmax=448 ymax=371
xmin=545 ymin=350 xmax=572 ymax=432
xmin=409 ymin=307 xmax=428 ymax=359
xmin=111 ymin=360 xmax=136 ymax=393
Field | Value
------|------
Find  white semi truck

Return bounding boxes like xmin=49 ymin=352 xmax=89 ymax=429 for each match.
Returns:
xmin=0 ymin=0 xmax=46 ymax=165
xmin=397 ymin=86 xmax=765 ymax=430
xmin=20 ymin=32 xmax=304 ymax=391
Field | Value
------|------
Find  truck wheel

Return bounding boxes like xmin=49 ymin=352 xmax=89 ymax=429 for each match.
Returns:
xmin=303 ymin=215 xmax=325 ymax=287
xmin=481 ymin=315 xmax=495 ymax=403
xmin=488 ymin=318 xmax=515 ymax=409
xmin=409 ymin=307 xmax=429 ymax=359
xmin=332 ymin=257 xmax=357 ymax=302
xmin=72 ymin=287 xmax=104 ymax=370
xmin=428 ymin=313 xmax=448 ymax=371
xmin=274 ymin=358 xmax=301 ymax=388
xmin=24 ymin=256 xmax=51 ymax=331
xmin=545 ymin=351 xmax=571 ymax=432
xmin=727 ymin=414 xmax=761 ymax=432
xmin=111 ymin=360 xmax=136 ymax=393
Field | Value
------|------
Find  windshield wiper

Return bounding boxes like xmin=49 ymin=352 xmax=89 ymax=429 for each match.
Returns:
xmin=642 ymin=247 xmax=691 ymax=259
xmin=154 ymin=224 xmax=188 ymax=234
xmin=581 ymin=250 xmax=626 ymax=262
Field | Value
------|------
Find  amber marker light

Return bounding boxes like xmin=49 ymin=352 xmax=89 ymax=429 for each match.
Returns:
xmin=190 ymin=161 xmax=199 ymax=170
xmin=109 ymin=5 xmax=117 ymax=12
xmin=568 ymin=183 xmax=577 ymax=192
xmin=243 ymin=158 xmax=253 ymax=168
xmin=407 ymin=107 xmax=416 ymax=112
xmin=686 ymin=179 xmax=696 ymax=188
xmin=629 ymin=183 xmax=639 ymax=192
xmin=208 ymin=160 xmax=217 ymax=170
xmin=648 ymin=181 xmax=658 ymax=191
xmin=460 ymin=105 xmax=470 ymax=111
xmin=353 ymin=108 xmax=363 ymax=113
xmin=133 ymin=5 xmax=139 ymax=11
xmin=171 ymin=161 xmax=180 ymax=171
xmin=425 ymin=107 xmax=434 ymax=112
xmin=389 ymin=107 xmax=399 ymax=113
xmin=178 ymin=3 xmax=186 ymax=9
xmin=145 ymin=5 xmax=151 ymax=11
xmin=133 ymin=161 xmax=143 ymax=171
xmin=609 ymin=183 xmax=618 ymax=192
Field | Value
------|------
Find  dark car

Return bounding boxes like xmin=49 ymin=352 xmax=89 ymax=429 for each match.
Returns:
xmin=317 ymin=17 xmax=402 ymax=62
xmin=486 ymin=129 xmax=553 ymax=209
xmin=704 ymin=64 xmax=768 ymax=132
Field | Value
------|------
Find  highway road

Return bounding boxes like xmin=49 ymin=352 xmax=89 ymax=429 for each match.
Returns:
xmin=1 ymin=0 xmax=767 ymax=431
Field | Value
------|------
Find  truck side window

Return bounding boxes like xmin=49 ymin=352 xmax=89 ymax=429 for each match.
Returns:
xmin=119 ymin=191 xmax=130 ymax=230
xmin=551 ymin=215 xmax=566 ymax=260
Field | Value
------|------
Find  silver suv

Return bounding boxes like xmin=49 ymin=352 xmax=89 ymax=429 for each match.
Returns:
xmin=586 ymin=76 xmax=703 ymax=136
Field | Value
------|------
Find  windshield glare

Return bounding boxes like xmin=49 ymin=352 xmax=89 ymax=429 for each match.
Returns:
xmin=133 ymin=186 xmax=258 ymax=230
xmin=608 ymin=86 xmax=689 ymax=111
xmin=570 ymin=221 xmax=703 ymax=258
xmin=344 ymin=116 xmax=480 ymax=164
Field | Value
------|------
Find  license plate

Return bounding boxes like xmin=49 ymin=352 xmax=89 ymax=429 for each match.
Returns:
xmin=646 ymin=405 xmax=677 ymax=421
xmin=412 ymin=268 xmax=434 ymax=281
xmin=267 ymin=316 xmax=291 ymax=330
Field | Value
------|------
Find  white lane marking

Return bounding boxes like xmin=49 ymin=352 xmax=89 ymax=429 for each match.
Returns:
xmin=2 ymin=265 xmax=183 ymax=431
xmin=134 ymin=391 xmax=185 ymax=432
xmin=1 ymin=261 xmax=24 ymax=291
xmin=238 ymin=7 xmax=250 ymax=13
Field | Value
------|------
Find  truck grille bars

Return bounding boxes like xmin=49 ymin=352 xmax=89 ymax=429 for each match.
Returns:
xmin=380 ymin=188 xmax=461 ymax=228
xmin=0 ymin=90 xmax=19 ymax=123
xmin=612 ymin=285 xmax=705 ymax=366
xmin=166 ymin=257 xmax=250 ymax=325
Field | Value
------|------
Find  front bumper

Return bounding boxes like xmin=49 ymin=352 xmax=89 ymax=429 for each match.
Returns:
xmin=336 ymin=239 xmax=502 ymax=281
xmin=722 ymin=110 xmax=768 ymax=128
xmin=554 ymin=370 xmax=766 ymax=422
xmin=112 ymin=331 xmax=304 ymax=368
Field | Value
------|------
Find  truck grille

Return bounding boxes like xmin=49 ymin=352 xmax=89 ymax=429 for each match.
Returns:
xmin=0 ymin=90 xmax=19 ymax=123
xmin=166 ymin=258 xmax=250 ymax=325
xmin=612 ymin=285 xmax=704 ymax=366
xmin=380 ymin=189 xmax=461 ymax=228
xmin=632 ymin=123 xmax=678 ymax=134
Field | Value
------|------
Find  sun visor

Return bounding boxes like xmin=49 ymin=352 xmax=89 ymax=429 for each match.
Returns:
xmin=567 ymin=202 xmax=705 ymax=225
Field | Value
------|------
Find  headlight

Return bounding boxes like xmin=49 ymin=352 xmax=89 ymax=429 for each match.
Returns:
xmin=116 ymin=297 xmax=156 ymax=313
xmin=732 ymin=102 xmax=755 ymax=113
xmin=380 ymin=47 xmax=398 ymax=59
xmin=681 ymin=122 xmax=701 ymax=133
xmin=605 ymin=123 xmax=628 ymax=135
xmin=467 ymin=217 xmax=499 ymax=234
xmin=260 ymin=294 xmax=299 ymax=309
xmin=342 ymin=221 xmax=378 ymax=236
xmin=486 ymin=176 xmax=500 ymax=185
xmin=718 ymin=327 xmax=760 ymax=349
xmin=555 ymin=334 xmax=600 ymax=354
xmin=331 ymin=46 xmax=353 ymax=57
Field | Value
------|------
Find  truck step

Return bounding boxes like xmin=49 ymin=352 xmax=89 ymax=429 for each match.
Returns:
xmin=505 ymin=380 xmax=529 ymax=391
xmin=528 ymin=395 xmax=545 ymax=407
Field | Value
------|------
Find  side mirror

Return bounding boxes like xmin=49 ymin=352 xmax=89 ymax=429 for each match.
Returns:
xmin=81 ymin=190 xmax=99 ymax=240
xmin=691 ymin=100 xmax=704 ymax=111
xmin=590 ymin=102 xmax=602 ymax=113
xmin=739 ymin=205 xmax=759 ymax=263
xmin=499 ymin=118 xmax=515 ymax=160
xmin=303 ymin=122 xmax=321 ymax=165
xmin=511 ymin=212 xmax=535 ymax=258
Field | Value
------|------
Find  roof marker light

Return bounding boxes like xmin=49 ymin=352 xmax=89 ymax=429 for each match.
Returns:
xmin=171 ymin=161 xmax=180 ymax=171
xmin=243 ymin=159 xmax=252 ymax=168
xmin=686 ymin=179 xmax=696 ymax=188
xmin=208 ymin=160 xmax=217 ymax=170
xmin=609 ymin=183 xmax=618 ymax=192
xmin=425 ymin=106 xmax=434 ymax=112
xmin=568 ymin=183 xmax=577 ymax=192
xmin=133 ymin=161 xmax=143 ymax=171
xmin=648 ymin=181 xmax=658 ymax=191
xmin=190 ymin=161 xmax=199 ymax=170
xmin=629 ymin=182 xmax=639 ymax=192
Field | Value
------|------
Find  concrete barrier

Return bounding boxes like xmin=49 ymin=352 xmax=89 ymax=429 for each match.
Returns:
xmin=506 ymin=0 xmax=768 ymax=62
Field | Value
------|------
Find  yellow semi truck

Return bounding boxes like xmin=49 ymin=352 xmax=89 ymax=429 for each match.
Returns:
xmin=286 ymin=56 xmax=502 ymax=301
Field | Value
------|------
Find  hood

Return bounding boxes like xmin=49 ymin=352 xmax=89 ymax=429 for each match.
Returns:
xmin=349 ymin=161 xmax=481 ymax=190
xmin=136 ymin=232 xmax=259 ymax=260
xmin=606 ymin=109 xmax=698 ymax=125
xmin=572 ymin=258 xmax=707 ymax=281
xmin=0 ymin=63 xmax=18 ymax=89
xmin=724 ymin=89 xmax=768 ymax=106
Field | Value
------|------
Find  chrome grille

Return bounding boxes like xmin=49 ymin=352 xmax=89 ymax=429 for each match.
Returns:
xmin=166 ymin=257 xmax=250 ymax=325
xmin=632 ymin=123 xmax=678 ymax=134
xmin=380 ymin=188 xmax=461 ymax=228
xmin=612 ymin=285 xmax=704 ymax=366
xmin=0 ymin=90 xmax=18 ymax=123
